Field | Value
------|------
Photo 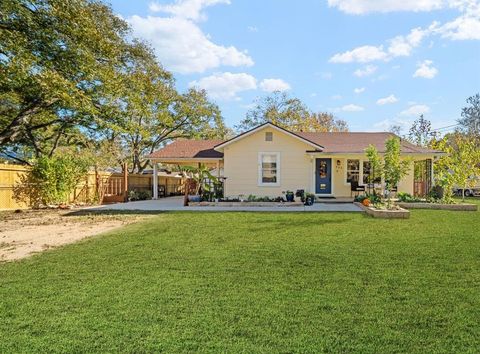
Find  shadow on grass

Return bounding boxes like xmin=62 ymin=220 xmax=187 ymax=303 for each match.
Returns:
xmin=65 ymin=209 xmax=169 ymax=217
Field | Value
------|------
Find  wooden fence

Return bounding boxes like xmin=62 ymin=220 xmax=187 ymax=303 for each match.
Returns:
xmin=0 ymin=163 xmax=184 ymax=210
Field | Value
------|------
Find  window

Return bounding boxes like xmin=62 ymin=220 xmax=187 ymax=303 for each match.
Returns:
xmin=346 ymin=159 xmax=360 ymax=183
xmin=265 ymin=132 xmax=273 ymax=141
xmin=363 ymin=161 xmax=372 ymax=184
xmin=259 ymin=153 xmax=280 ymax=185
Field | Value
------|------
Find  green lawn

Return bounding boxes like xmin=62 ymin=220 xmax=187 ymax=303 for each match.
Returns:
xmin=1 ymin=205 xmax=480 ymax=353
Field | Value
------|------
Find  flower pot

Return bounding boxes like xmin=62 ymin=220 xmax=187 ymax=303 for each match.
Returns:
xmin=286 ymin=194 xmax=295 ymax=202
xmin=305 ymin=196 xmax=314 ymax=206
xmin=188 ymin=195 xmax=201 ymax=202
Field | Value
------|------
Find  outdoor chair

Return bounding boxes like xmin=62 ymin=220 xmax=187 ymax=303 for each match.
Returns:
xmin=350 ymin=180 xmax=366 ymax=197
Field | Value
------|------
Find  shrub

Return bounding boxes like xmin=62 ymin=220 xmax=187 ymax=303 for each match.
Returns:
xmin=397 ymin=192 xmax=421 ymax=203
xmin=15 ymin=155 xmax=90 ymax=207
xmin=129 ymin=190 xmax=152 ymax=201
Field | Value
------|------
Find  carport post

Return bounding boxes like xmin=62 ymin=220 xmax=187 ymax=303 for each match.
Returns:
xmin=152 ymin=162 xmax=158 ymax=200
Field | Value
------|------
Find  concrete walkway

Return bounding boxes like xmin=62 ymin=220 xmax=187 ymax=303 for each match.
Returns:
xmin=90 ymin=196 xmax=362 ymax=212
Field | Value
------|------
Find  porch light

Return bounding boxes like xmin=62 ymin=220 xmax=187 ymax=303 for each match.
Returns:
xmin=336 ymin=159 xmax=341 ymax=167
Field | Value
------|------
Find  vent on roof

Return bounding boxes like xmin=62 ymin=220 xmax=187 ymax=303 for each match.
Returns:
xmin=265 ymin=132 xmax=273 ymax=141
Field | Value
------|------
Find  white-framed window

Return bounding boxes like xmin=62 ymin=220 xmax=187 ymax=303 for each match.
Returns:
xmin=346 ymin=159 xmax=360 ymax=183
xmin=258 ymin=152 xmax=280 ymax=186
xmin=345 ymin=160 xmax=381 ymax=185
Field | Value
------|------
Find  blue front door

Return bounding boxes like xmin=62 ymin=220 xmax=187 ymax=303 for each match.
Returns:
xmin=315 ymin=158 xmax=332 ymax=194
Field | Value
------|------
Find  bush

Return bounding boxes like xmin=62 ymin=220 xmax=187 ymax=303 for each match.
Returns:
xmin=129 ymin=190 xmax=152 ymax=201
xmin=397 ymin=192 xmax=421 ymax=203
xmin=15 ymin=155 xmax=90 ymax=207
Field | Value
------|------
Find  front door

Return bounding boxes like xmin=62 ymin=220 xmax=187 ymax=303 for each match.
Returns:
xmin=315 ymin=158 xmax=332 ymax=194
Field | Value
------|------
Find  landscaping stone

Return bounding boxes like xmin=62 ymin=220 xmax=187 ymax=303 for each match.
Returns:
xmin=354 ymin=202 xmax=410 ymax=219
xmin=189 ymin=201 xmax=304 ymax=207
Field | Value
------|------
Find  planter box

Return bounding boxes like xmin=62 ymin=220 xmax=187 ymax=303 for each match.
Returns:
xmin=189 ymin=201 xmax=304 ymax=207
xmin=397 ymin=202 xmax=478 ymax=211
xmin=354 ymin=202 xmax=410 ymax=219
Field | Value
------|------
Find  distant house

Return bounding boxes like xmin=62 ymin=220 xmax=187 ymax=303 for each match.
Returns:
xmin=147 ymin=122 xmax=442 ymax=199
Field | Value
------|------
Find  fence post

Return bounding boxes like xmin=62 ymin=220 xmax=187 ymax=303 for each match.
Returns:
xmin=123 ymin=162 xmax=128 ymax=202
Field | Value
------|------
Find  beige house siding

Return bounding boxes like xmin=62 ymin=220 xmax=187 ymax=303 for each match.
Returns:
xmin=221 ymin=127 xmax=434 ymax=198
xmin=223 ymin=126 xmax=313 ymax=197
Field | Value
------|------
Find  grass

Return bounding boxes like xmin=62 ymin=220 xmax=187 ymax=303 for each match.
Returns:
xmin=1 ymin=204 xmax=480 ymax=353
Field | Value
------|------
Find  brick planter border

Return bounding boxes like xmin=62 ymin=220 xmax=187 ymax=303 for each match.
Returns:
xmin=354 ymin=202 xmax=410 ymax=219
xmin=189 ymin=201 xmax=304 ymax=207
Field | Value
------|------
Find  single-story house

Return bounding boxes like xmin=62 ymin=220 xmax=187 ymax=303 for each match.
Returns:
xmin=147 ymin=122 xmax=442 ymax=199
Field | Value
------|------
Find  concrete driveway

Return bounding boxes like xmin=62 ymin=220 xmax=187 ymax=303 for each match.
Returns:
xmin=90 ymin=196 xmax=362 ymax=212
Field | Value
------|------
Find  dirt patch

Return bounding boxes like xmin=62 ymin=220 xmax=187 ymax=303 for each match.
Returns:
xmin=0 ymin=209 xmax=147 ymax=262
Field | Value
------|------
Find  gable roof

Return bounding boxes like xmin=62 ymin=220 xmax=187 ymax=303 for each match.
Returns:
xmin=146 ymin=123 xmax=443 ymax=160
xmin=214 ymin=122 xmax=324 ymax=151
xmin=147 ymin=139 xmax=223 ymax=159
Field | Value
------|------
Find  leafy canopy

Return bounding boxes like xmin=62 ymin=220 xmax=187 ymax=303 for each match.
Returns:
xmin=235 ymin=91 xmax=348 ymax=133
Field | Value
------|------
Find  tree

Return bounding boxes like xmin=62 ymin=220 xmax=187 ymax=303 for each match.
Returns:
xmin=0 ymin=0 xmax=130 ymax=157
xmin=365 ymin=137 xmax=411 ymax=208
xmin=116 ymin=84 xmax=226 ymax=173
xmin=301 ymin=112 xmax=349 ymax=132
xmin=430 ymin=133 xmax=480 ymax=202
xmin=458 ymin=94 xmax=480 ymax=136
xmin=0 ymin=0 xmax=228 ymax=171
xmin=388 ymin=125 xmax=402 ymax=136
xmin=235 ymin=91 xmax=348 ymax=132
xmin=14 ymin=153 xmax=91 ymax=207
xmin=408 ymin=114 xmax=434 ymax=147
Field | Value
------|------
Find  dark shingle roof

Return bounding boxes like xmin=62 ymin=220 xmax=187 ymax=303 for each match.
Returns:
xmin=147 ymin=140 xmax=224 ymax=159
xmin=147 ymin=132 xmax=441 ymax=159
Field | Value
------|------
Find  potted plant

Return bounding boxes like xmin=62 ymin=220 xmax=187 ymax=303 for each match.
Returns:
xmin=305 ymin=193 xmax=315 ymax=206
xmin=284 ymin=190 xmax=295 ymax=202
xmin=179 ymin=164 xmax=219 ymax=203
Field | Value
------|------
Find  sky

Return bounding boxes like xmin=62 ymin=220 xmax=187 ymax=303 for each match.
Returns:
xmin=109 ymin=0 xmax=480 ymax=133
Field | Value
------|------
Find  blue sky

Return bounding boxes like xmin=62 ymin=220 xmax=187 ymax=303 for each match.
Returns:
xmin=109 ymin=0 xmax=480 ymax=133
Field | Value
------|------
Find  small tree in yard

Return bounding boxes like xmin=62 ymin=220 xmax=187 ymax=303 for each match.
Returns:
xmin=431 ymin=134 xmax=480 ymax=202
xmin=15 ymin=154 xmax=91 ymax=207
xmin=365 ymin=137 xmax=411 ymax=208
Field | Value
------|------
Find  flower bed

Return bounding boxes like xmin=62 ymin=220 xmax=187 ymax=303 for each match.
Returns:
xmin=354 ymin=202 xmax=410 ymax=219
xmin=188 ymin=201 xmax=305 ymax=207
xmin=396 ymin=202 xmax=478 ymax=211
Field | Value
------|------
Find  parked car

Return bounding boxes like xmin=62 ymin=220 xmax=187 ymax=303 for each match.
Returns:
xmin=454 ymin=187 xmax=480 ymax=197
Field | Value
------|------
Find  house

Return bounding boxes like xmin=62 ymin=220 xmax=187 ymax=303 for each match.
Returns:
xmin=147 ymin=122 xmax=442 ymax=199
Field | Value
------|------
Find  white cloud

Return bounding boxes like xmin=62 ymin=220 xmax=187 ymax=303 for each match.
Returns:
xmin=341 ymin=104 xmax=364 ymax=112
xmin=354 ymin=87 xmax=366 ymax=94
xmin=259 ymin=78 xmax=291 ymax=92
xmin=331 ymin=27 xmax=429 ymax=64
xmin=373 ymin=118 xmax=412 ymax=132
xmin=400 ymin=104 xmax=431 ymax=116
xmin=329 ymin=45 xmax=388 ymax=63
xmin=331 ymin=94 xmax=342 ymax=100
xmin=437 ymin=10 xmax=480 ymax=40
xmin=376 ymin=94 xmax=399 ymax=105
xmin=247 ymin=25 xmax=258 ymax=32
xmin=327 ymin=0 xmax=446 ymax=15
xmin=149 ymin=0 xmax=230 ymax=21
xmin=128 ymin=15 xmax=253 ymax=74
xmin=413 ymin=60 xmax=439 ymax=79
xmin=188 ymin=72 xmax=257 ymax=100
xmin=387 ymin=27 xmax=428 ymax=57
xmin=353 ymin=65 xmax=377 ymax=77
xmin=328 ymin=2 xmax=480 ymax=68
